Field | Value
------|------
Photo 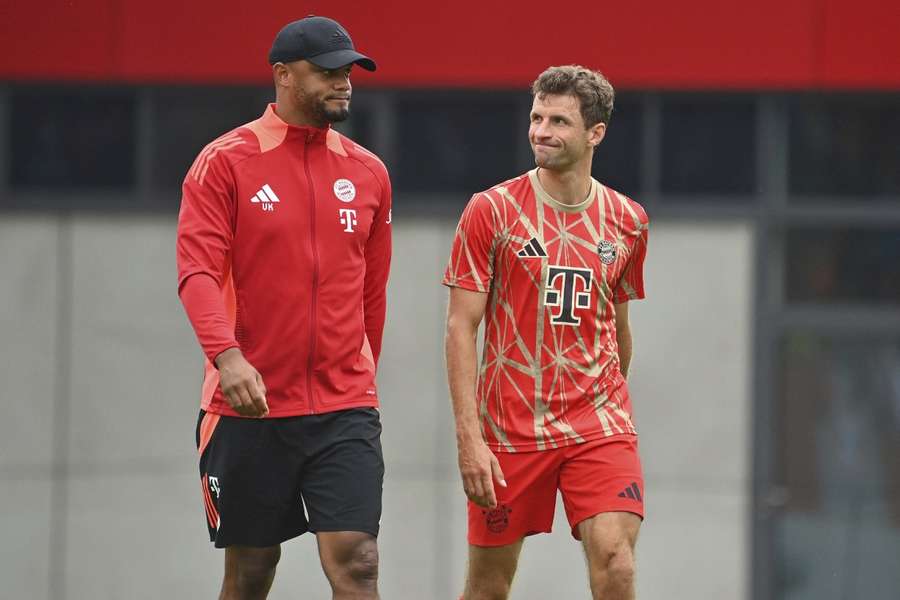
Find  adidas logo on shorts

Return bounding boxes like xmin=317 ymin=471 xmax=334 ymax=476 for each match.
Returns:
xmin=617 ymin=482 xmax=643 ymax=501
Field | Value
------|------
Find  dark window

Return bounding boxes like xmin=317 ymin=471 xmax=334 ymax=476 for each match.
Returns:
xmin=393 ymin=92 xmax=520 ymax=195
xmin=661 ymin=96 xmax=756 ymax=195
xmin=336 ymin=101 xmax=378 ymax=156
xmin=151 ymin=87 xmax=270 ymax=190
xmin=9 ymin=88 xmax=136 ymax=189
xmin=785 ymin=227 xmax=900 ymax=306
xmin=773 ymin=333 xmax=900 ymax=599
xmin=592 ymin=96 xmax=641 ymax=197
xmin=789 ymin=96 xmax=900 ymax=197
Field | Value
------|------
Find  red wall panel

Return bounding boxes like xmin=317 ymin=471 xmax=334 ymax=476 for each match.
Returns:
xmin=820 ymin=0 xmax=900 ymax=87
xmin=116 ymin=2 xmax=278 ymax=81
xmin=0 ymin=0 xmax=119 ymax=79
xmin=2 ymin=0 xmax=898 ymax=88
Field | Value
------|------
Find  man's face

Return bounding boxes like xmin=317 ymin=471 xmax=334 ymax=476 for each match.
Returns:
xmin=283 ymin=60 xmax=353 ymax=125
xmin=528 ymin=93 xmax=604 ymax=170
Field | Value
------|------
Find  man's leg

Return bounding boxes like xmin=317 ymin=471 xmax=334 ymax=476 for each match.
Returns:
xmin=558 ymin=436 xmax=644 ymax=600
xmin=220 ymin=545 xmax=281 ymax=600
xmin=317 ymin=532 xmax=380 ymax=599
xmin=198 ymin=412 xmax=307 ymax=600
xmin=578 ymin=511 xmax=641 ymax=600
xmin=461 ymin=443 xmax=561 ymax=599
xmin=463 ymin=539 xmax=524 ymax=600
xmin=299 ymin=409 xmax=384 ymax=599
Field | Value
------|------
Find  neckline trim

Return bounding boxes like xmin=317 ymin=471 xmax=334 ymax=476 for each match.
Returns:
xmin=529 ymin=168 xmax=598 ymax=214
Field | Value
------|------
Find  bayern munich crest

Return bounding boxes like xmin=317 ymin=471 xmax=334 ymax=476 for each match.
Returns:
xmin=483 ymin=504 xmax=512 ymax=534
xmin=597 ymin=239 xmax=617 ymax=265
xmin=333 ymin=178 xmax=356 ymax=202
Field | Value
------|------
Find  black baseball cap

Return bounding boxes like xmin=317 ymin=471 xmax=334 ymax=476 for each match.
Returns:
xmin=268 ymin=16 xmax=377 ymax=71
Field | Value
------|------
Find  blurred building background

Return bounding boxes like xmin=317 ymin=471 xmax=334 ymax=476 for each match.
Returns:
xmin=1 ymin=1 xmax=899 ymax=599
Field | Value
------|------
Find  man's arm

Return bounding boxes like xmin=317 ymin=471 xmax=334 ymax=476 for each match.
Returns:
xmin=445 ymin=287 xmax=506 ymax=508
xmin=178 ymin=274 xmax=268 ymax=417
xmin=177 ymin=149 xmax=267 ymax=417
xmin=614 ymin=301 xmax=633 ymax=379
xmin=362 ymin=172 xmax=392 ymax=366
xmin=211 ymin=347 xmax=268 ymax=417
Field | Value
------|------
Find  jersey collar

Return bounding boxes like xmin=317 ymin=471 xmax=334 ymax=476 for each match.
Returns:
xmin=259 ymin=103 xmax=330 ymax=144
xmin=529 ymin=169 xmax=598 ymax=214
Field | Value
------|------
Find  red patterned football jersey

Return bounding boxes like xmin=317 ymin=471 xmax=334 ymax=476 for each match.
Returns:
xmin=443 ymin=169 xmax=648 ymax=452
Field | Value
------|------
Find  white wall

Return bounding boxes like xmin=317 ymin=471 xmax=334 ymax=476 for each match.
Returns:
xmin=0 ymin=215 xmax=753 ymax=599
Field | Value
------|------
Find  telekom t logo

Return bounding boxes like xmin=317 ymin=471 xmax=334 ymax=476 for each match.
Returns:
xmin=339 ymin=208 xmax=358 ymax=232
xmin=544 ymin=266 xmax=593 ymax=325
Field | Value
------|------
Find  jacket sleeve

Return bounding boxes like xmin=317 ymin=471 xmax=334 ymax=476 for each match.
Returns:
xmin=363 ymin=167 xmax=393 ymax=366
xmin=176 ymin=148 xmax=240 ymax=363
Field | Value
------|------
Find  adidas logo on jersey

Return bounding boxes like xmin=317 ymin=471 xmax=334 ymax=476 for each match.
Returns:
xmin=250 ymin=184 xmax=280 ymax=212
xmin=517 ymin=237 xmax=547 ymax=258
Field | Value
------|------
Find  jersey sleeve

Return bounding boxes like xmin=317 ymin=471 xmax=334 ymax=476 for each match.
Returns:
xmin=442 ymin=193 xmax=498 ymax=293
xmin=179 ymin=273 xmax=239 ymax=361
xmin=176 ymin=148 xmax=239 ymax=361
xmin=363 ymin=166 xmax=392 ymax=366
xmin=612 ymin=203 xmax=649 ymax=303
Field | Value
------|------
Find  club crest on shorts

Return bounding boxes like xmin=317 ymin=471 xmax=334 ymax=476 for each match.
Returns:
xmin=208 ymin=476 xmax=221 ymax=498
xmin=483 ymin=504 xmax=512 ymax=534
xmin=597 ymin=239 xmax=617 ymax=265
xmin=333 ymin=178 xmax=356 ymax=202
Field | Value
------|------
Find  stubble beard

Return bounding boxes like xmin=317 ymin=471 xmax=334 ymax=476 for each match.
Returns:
xmin=297 ymin=88 xmax=350 ymax=126
xmin=318 ymin=100 xmax=350 ymax=124
xmin=533 ymin=147 xmax=573 ymax=171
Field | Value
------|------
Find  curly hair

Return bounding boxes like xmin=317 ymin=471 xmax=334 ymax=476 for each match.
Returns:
xmin=531 ymin=65 xmax=615 ymax=127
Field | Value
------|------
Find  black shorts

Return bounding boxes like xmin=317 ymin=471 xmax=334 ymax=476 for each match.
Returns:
xmin=196 ymin=407 xmax=384 ymax=548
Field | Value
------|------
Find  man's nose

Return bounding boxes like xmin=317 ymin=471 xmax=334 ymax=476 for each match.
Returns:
xmin=533 ymin=121 xmax=551 ymax=140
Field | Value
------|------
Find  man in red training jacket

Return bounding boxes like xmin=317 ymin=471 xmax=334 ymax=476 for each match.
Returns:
xmin=177 ymin=15 xmax=391 ymax=600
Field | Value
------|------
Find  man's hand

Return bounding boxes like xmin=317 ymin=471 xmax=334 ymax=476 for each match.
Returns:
xmin=458 ymin=436 xmax=507 ymax=508
xmin=214 ymin=348 xmax=268 ymax=418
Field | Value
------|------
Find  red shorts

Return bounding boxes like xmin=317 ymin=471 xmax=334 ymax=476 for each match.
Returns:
xmin=467 ymin=435 xmax=644 ymax=546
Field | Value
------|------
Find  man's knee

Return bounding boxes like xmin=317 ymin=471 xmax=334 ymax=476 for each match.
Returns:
xmin=464 ymin=542 xmax=521 ymax=600
xmin=322 ymin=535 xmax=379 ymax=591
xmin=592 ymin=542 xmax=635 ymax=587
xmin=466 ymin=564 xmax=515 ymax=600
xmin=606 ymin=544 xmax=635 ymax=585
xmin=345 ymin=539 xmax=379 ymax=586
xmin=465 ymin=576 xmax=513 ymax=600
xmin=226 ymin=546 xmax=281 ymax=592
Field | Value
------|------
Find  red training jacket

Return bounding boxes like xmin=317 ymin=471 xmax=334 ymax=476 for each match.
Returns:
xmin=177 ymin=104 xmax=392 ymax=417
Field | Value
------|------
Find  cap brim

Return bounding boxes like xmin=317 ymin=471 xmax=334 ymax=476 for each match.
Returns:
xmin=308 ymin=49 xmax=377 ymax=72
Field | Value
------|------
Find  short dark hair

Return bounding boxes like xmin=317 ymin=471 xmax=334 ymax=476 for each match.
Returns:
xmin=531 ymin=65 xmax=615 ymax=127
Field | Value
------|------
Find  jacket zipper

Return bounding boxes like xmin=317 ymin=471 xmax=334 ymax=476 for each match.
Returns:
xmin=304 ymin=134 xmax=319 ymax=413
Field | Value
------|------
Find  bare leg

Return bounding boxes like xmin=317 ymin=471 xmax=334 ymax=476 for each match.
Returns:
xmin=463 ymin=539 xmax=524 ymax=600
xmin=578 ymin=512 xmax=641 ymax=600
xmin=317 ymin=531 xmax=380 ymax=599
xmin=220 ymin=545 xmax=281 ymax=600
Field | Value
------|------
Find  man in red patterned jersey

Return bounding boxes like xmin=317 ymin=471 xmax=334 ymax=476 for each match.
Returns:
xmin=444 ymin=65 xmax=649 ymax=600
xmin=176 ymin=16 xmax=391 ymax=600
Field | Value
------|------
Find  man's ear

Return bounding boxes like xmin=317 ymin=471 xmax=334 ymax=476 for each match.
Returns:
xmin=272 ymin=63 xmax=291 ymax=88
xmin=588 ymin=122 xmax=607 ymax=147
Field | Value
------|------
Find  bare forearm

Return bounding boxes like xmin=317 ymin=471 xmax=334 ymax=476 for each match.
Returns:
xmin=617 ymin=326 xmax=633 ymax=379
xmin=445 ymin=322 xmax=482 ymax=444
